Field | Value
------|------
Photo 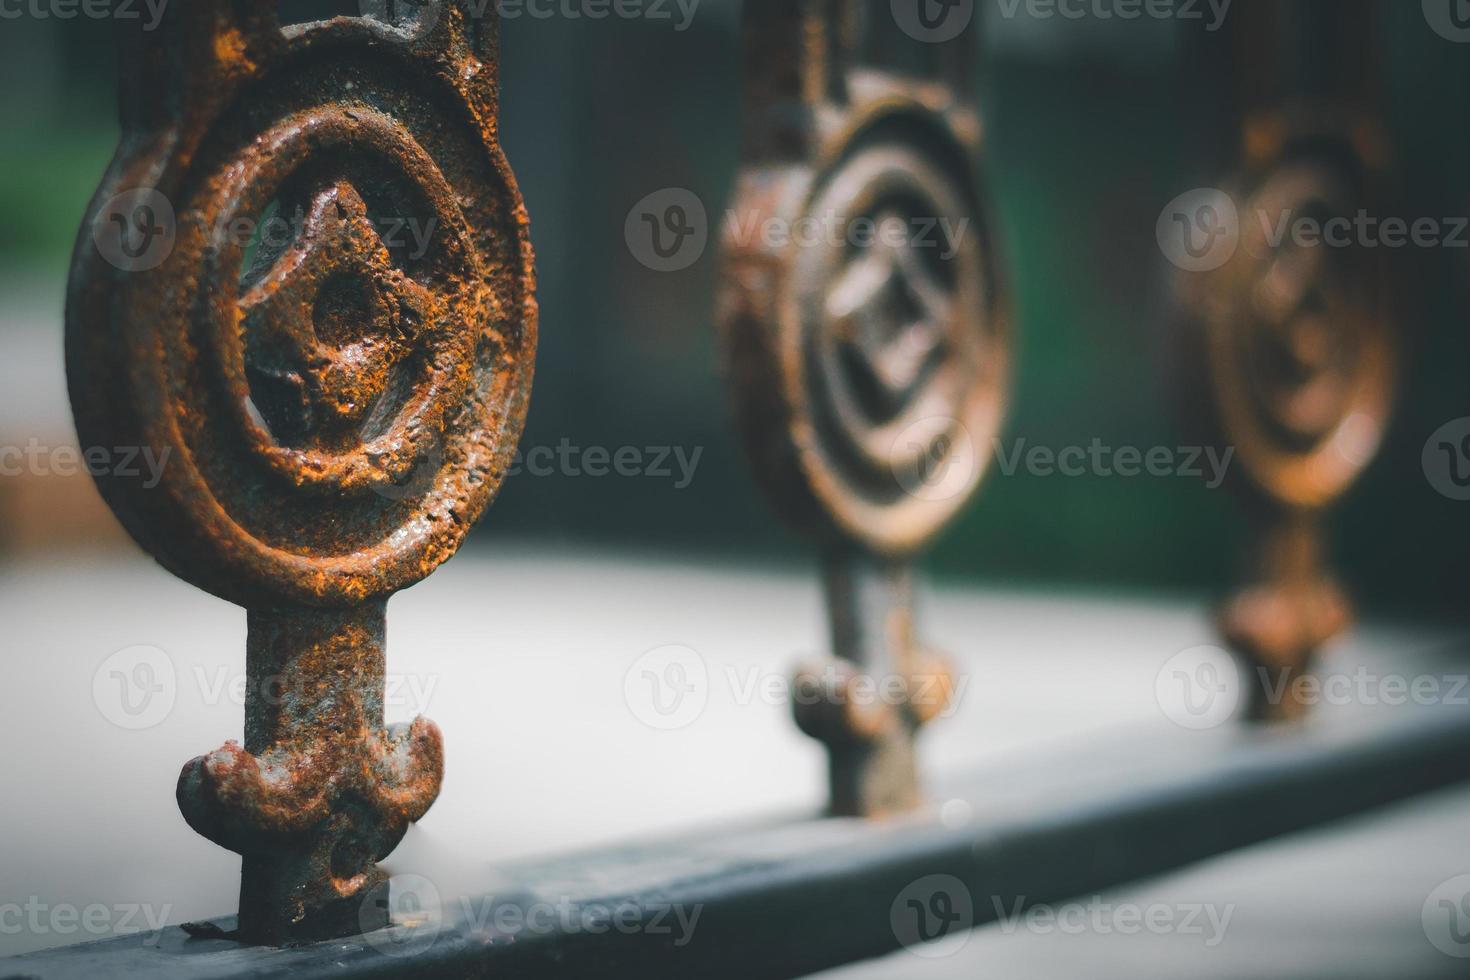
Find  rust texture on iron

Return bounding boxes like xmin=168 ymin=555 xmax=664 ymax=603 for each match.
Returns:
xmin=66 ymin=1 xmax=536 ymax=944
xmin=719 ymin=0 xmax=1009 ymax=816
xmin=1174 ymin=0 xmax=1396 ymax=721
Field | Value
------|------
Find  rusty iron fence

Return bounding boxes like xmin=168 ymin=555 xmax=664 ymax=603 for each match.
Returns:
xmin=4 ymin=0 xmax=1468 ymax=977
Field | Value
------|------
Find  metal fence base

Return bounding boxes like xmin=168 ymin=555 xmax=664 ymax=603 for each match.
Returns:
xmin=9 ymin=701 xmax=1470 ymax=980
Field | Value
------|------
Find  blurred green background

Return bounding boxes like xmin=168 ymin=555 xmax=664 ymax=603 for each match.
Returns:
xmin=1 ymin=0 xmax=1466 ymax=617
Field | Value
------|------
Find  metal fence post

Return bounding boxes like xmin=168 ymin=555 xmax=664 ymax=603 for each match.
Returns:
xmin=67 ymin=1 xmax=537 ymax=944
xmin=719 ymin=0 xmax=1010 ymax=817
xmin=1170 ymin=0 xmax=1398 ymax=721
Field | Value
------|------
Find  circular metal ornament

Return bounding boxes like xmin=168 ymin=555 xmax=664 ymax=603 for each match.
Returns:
xmin=726 ymin=110 xmax=1008 ymax=557
xmin=1199 ymin=138 xmax=1395 ymax=510
xmin=70 ymin=51 xmax=536 ymax=607
xmin=211 ymin=107 xmax=483 ymax=497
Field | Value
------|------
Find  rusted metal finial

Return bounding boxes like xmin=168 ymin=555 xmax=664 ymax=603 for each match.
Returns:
xmin=720 ymin=0 xmax=1008 ymax=816
xmin=68 ymin=2 xmax=536 ymax=943
xmin=1175 ymin=3 xmax=1396 ymax=721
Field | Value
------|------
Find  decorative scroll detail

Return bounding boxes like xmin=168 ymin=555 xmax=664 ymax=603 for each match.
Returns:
xmin=223 ymin=107 xmax=485 ymax=498
xmin=1176 ymin=111 xmax=1396 ymax=720
xmin=720 ymin=0 xmax=1008 ymax=816
xmin=67 ymin=1 xmax=536 ymax=944
xmin=181 ymin=722 xmax=442 ymax=841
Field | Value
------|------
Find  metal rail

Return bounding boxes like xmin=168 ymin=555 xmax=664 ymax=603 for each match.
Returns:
xmin=8 ymin=700 xmax=1470 ymax=979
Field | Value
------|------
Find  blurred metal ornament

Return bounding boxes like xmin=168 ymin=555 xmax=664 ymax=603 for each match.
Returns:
xmin=1196 ymin=116 xmax=1396 ymax=512
xmin=67 ymin=1 xmax=536 ymax=944
xmin=720 ymin=0 xmax=1008 ymax=815
xmin=1175 ymin=10 xmax=1398 ymax=722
